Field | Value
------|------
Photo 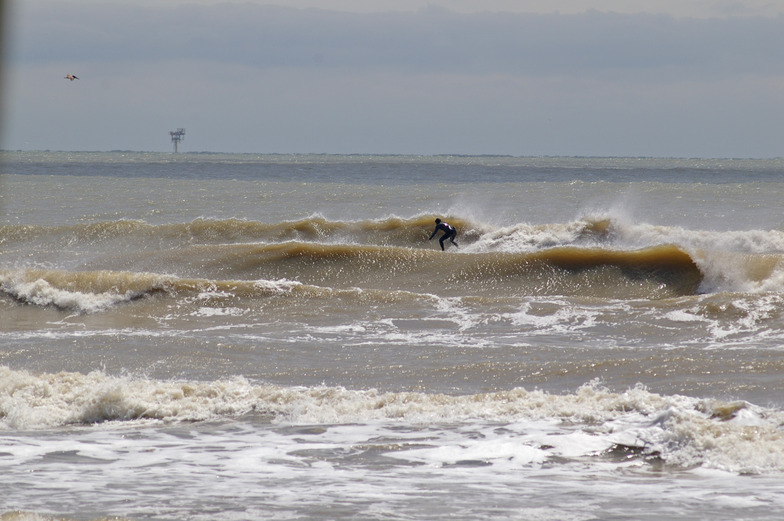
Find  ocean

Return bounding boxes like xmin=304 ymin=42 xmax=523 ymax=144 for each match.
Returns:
xmin=2 ymin=151 xmax=784 ymax=520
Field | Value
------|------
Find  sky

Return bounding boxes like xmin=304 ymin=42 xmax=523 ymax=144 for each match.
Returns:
xmin=2 ymin=0 xmax=783 ymax=157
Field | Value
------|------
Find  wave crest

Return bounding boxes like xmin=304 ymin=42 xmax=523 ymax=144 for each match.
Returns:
xmin=3 ymin=367 xmax=783 ymax=474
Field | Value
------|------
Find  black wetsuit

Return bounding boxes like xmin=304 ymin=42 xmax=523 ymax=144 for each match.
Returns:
xmin=429 ymin=222 xmax=458 ymax=250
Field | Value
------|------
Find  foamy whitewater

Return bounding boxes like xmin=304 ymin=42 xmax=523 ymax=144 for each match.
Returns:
xmin=2 ymin=152 xmax=784 ymax=520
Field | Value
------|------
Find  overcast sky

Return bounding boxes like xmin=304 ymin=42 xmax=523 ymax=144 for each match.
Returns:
xmin=3 ymin=0 xmax=783 ymax=156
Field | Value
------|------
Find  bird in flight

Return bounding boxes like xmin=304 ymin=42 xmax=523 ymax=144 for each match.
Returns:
xmin=64 ymin=74 xmax=79 ymax=81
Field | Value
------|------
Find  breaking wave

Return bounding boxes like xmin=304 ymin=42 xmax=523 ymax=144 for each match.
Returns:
xmin=4 ymin=215 xmax=784 ymax=314
xmin=2 ymin=366 xmax=784 ymax=475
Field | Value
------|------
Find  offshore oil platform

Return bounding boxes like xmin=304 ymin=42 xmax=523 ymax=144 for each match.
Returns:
xmin=169 ymin=128 xmax=185 ymax=153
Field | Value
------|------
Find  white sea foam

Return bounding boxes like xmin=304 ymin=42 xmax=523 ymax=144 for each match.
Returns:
xmin=0 ymin=276 xmax=139 ymax=313
xmin=505 ymin=299 xmax=601 ymax=333
xmin=2 ymin=367 xmax=783 ymax=475
xmin=466 ymin=221 xmax=592 ymax=253
xmin=4 ymin=417 xmax=781 ymax=521
xmin=253 ymin=277 xmax=302 ymax=294
xmin=194 ymin=306 xmax=246 ymax=317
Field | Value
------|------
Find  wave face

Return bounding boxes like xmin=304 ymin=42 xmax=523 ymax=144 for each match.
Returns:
xmin=5 ymin=214 xmax=784 ymax=309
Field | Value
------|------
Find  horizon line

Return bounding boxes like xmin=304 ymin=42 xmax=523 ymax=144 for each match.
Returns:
xmin=2 ymin=149 xmax=782 ymax=161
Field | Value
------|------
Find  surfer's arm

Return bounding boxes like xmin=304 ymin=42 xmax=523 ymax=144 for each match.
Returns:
xmin=429 ymin=226 xmax=438 ymax=240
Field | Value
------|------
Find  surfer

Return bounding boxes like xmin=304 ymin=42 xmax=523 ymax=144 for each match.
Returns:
xmin=429 ymin=218 xmax=458 ymax=251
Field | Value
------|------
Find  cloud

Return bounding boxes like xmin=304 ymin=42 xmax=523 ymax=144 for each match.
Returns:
xmin=12 ymin=2 xmax=784 ymax=78
xmin=33 ymin=0 xmax=784 ymax=18
xmin=4 ymin=1 xmax=784 ymax=156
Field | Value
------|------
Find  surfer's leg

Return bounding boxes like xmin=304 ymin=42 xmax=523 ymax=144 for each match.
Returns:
xmin=450 ymin=230 xmax=458 ymax=247
xmin=439 ymin=235 xmax=446 ymax=250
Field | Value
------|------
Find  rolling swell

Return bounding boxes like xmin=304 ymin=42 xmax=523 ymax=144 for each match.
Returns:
xmin=0 ymin=268 xmax=303 ymax=312
xmin=0 ymin=215 xmax=723 ymax=308
xmin=0 ymin=243 xmax=703 ymax=314
xmin=235 ymin=242 xmax=702 ymax=298
xmin=0 ymin=268 xmax=428 ymax=314
xmin=0 ymin=215 xmax=485 ymax=250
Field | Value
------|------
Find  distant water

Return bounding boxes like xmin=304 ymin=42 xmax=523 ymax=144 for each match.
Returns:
xmin=3 ymin=151 xmax=784 ymax=520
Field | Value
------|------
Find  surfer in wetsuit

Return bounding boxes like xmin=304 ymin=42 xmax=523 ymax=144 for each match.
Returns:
xmin=429 ymin=218 xmax=458 ymax=251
